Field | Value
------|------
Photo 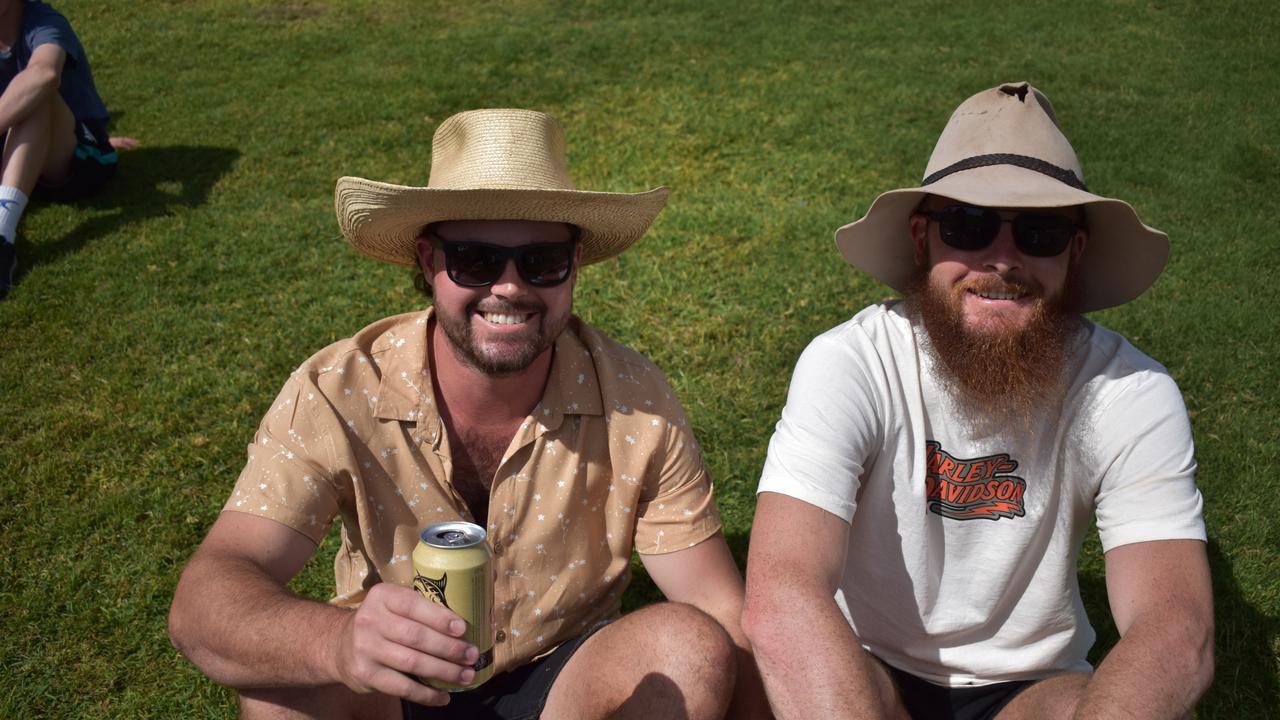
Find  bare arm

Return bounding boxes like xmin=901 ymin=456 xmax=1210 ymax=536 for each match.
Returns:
xmin=0 ymin=43 xmax=64 ymax=133
xmin=168 ymin=511 xmax=478 ymax=707
xmin=1072 ymin=539 xmax=1214 ymax=720
xmin=642 ymin=532 xmax=772 ymax=719
xmin=742 ymin=492 xmax=900 ymax=719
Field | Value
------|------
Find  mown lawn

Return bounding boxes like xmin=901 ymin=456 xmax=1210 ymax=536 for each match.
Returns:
xmin=1 ymin=1 xmax=1275 ymax=716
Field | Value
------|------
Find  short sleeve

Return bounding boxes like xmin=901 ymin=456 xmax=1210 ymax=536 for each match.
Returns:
xmin=1093 ymin=370 xmax=1205 ymax=551
xmin=632 ymin=390 xmax=721 ymax=555
xmin=757 ymin=332 xmax=883 ymax=523
xmin=223 ymin=372 xmax=343 ymax=543
xmin=24 ymin=7 xmax=74 ymax=56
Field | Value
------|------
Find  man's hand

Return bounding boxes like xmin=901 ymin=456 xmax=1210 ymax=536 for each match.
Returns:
xmin=170 ymin=512 xmax=478 ymax=705
xmin=333 ymin=582 xmax=480 ymax=708
xmin=108 ymin=136 xmax=139 ymax=151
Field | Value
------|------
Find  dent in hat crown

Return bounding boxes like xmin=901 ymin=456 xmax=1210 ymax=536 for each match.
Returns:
xmin=427 ymin=109 xmax=577 ymax=192
xmin=923 ymin=82 xmax=1086 ymax=186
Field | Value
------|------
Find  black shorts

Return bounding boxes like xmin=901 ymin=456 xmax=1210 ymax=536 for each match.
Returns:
xmin=402 ymin=619 xmax=612 ymax=720
xmin=887 ymin=665 xmax=1033 ymax=720
xmin=34 ymin=117 xmax=117 ymax=202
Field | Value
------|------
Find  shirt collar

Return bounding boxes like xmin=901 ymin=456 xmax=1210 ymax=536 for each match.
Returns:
xmin=372 ymin=309 xmax=604 ymax=431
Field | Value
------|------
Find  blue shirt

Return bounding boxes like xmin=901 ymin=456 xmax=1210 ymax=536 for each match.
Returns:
xmin=0 ymin=1 xmax=108 ymax=124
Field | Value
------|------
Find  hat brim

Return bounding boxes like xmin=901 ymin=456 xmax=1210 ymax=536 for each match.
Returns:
xmin=834 ymin=165 xmax=1169 ymax=313
xmin=335 ymin=176 xmax=670 ymax=267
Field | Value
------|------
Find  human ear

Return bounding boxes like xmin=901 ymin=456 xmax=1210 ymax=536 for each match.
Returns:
xmin=1070 ymin=228 xmax=1088 ymax=262
xmin=908 ymin=213 xmax=930 ymax=266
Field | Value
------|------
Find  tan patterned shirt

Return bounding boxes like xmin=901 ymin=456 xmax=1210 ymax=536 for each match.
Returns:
xmin=224 ymin=309 xmax=722 ymax=673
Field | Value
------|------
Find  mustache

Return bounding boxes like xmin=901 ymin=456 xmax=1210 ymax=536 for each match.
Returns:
xmin=956 ymin=275 xmax=1041 ymax=297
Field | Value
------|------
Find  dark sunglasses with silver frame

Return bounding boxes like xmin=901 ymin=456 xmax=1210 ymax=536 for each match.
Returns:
xmin=920 ymin=204 xmax=1082 ymax=258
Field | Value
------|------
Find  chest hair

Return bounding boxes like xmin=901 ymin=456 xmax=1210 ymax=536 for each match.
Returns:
xmin=447 ymin=423 xmax=519 ymax=522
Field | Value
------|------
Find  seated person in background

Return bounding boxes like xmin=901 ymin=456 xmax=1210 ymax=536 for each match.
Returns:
xmin=170 ymin=108 xmax=767 ymax=720
xmin=743 ymin=82 xmax=1213 ymax=720
xmin=0 ymin=0 xmax=137 ymax=300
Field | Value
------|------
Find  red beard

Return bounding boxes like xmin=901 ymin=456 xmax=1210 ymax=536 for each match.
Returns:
xmin=908 ymin=263 xmax=1085 ymax=426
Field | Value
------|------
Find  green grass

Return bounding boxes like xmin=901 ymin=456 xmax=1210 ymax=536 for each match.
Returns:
xmin=1 ymin=0 xmax=1276 ymax=716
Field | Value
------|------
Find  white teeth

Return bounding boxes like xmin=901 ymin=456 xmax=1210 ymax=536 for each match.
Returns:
xmin=483 ymin=312 xmax=528 ymax=325
xmin=976 ymin=290 xmax=1021 ymax=300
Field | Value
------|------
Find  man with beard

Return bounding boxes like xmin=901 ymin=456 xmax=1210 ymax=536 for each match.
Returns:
xmin=742 ymin=83 xmax=1212 ymax=719
xmin=169 ymin=109 xmax=766 ymax=720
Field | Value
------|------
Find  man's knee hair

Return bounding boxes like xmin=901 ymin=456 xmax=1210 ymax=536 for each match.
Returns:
xmin=636 ymin=602 xmax=737 ymax=685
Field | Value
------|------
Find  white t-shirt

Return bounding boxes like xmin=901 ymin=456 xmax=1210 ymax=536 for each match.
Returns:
xmin=757 ymin=302 xmax=1205 ymax=686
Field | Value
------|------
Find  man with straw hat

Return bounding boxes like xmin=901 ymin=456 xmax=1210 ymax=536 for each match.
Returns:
xmin=743 ymin=83 xmax=1213 ymax=719
xmin=170 ymin=109 xmax=765 ymax=719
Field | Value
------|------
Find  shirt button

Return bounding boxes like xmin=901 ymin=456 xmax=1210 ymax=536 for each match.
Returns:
xmin=496 ymin=630 xmax=506 ymax=642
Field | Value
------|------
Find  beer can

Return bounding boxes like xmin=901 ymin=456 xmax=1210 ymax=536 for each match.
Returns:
xmin=411 ymin=521 xmax=495 ymax=691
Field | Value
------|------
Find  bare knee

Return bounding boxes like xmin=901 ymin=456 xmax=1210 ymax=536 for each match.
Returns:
xmin=548 ymin=602 xmax=736 ymax=720
xmin=628 ymin=603 xmax=736 ymax=714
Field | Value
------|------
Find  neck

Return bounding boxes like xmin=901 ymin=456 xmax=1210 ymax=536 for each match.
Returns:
xmin=428 ymin=319 xmax=552 ymax=430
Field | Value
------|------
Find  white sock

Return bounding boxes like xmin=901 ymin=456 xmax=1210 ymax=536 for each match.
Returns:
xmin=0 ymin=186 xmax=28 ymax=244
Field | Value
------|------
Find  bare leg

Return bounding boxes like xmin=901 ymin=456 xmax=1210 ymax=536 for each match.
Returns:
xmin=543 ymin=602 xmax=737 ymax=720
xmin=995 ymin=672 xmax=1091 ymax=720
xmin=0 ymin=91 xmax=78 ymax=297
xmin=2 ymin=89 xmax=77 ymax=193
xmin=238 ymin=685 xmax=401 ymax=720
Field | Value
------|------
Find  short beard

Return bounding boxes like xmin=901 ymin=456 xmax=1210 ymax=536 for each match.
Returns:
xmin=908 ymin=262 xmax=1085 ymax=428
xmin=435 ymin=298 xmax=566 ymax=376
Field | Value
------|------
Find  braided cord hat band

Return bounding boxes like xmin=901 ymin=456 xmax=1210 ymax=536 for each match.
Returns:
xmin=922 ymin=153 xmax=1090 ymax=193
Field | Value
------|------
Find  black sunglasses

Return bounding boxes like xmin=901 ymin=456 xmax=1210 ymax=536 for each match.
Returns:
xmin=922 ymin=205 xmax=1080 ymax=257
xmin=436 ymin=238 xmax=577 ymax=288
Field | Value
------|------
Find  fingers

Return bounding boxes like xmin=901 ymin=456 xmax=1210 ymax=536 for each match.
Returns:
xmin=108 ymin=136 xmax=140 ymax=151
xmin=379 ymin=582 xmax=470 ymax=638
xmin=367 ymin=666 xmax=454 ymax=708
xmin=335 ymin=583 xmax=480 ymax=701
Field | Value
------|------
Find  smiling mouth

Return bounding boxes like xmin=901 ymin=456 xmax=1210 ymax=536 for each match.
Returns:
xmin=969 ymin=289 xmax=1027 ymax=301
xmin=481 ymin=311 xmax=532 ymax=325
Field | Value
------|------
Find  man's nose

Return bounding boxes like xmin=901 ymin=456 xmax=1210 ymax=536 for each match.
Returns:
xmin=488 ymin=258 xmax=527 ymax=296
xmin=982 ymin=220 xmax=1022 ymax=273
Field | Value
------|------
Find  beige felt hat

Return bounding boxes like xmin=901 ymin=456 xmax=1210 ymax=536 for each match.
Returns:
xmin=335 ymin=108 xmax=669 ymax=267
xmin=835 ymin=82 xmax=1168 ymax=313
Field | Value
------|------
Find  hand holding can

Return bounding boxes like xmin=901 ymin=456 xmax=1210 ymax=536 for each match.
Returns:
xmin=412 ymin=521 xmax=496 ymax=691
xmin=331 ymin=582 xmax=478 ymax=707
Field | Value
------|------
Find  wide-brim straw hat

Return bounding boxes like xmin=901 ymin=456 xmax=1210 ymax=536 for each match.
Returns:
xmin=335 ymin=108 xmax=669 ymax=267
xmin=835 ymin=82 xmax=1168 ymax=313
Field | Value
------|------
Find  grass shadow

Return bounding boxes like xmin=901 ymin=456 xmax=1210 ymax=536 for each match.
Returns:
xmin=21 ymin=144 xmax=240 ymax=272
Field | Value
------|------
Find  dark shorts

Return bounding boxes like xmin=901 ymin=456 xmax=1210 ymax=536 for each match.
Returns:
xmin=887 ymin=665 xmax=1033 ymax=720
xmin=34 ymin=116 xmax=117 ymax=202
xmin=403 ymin=619 xmax=612 ymax=720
